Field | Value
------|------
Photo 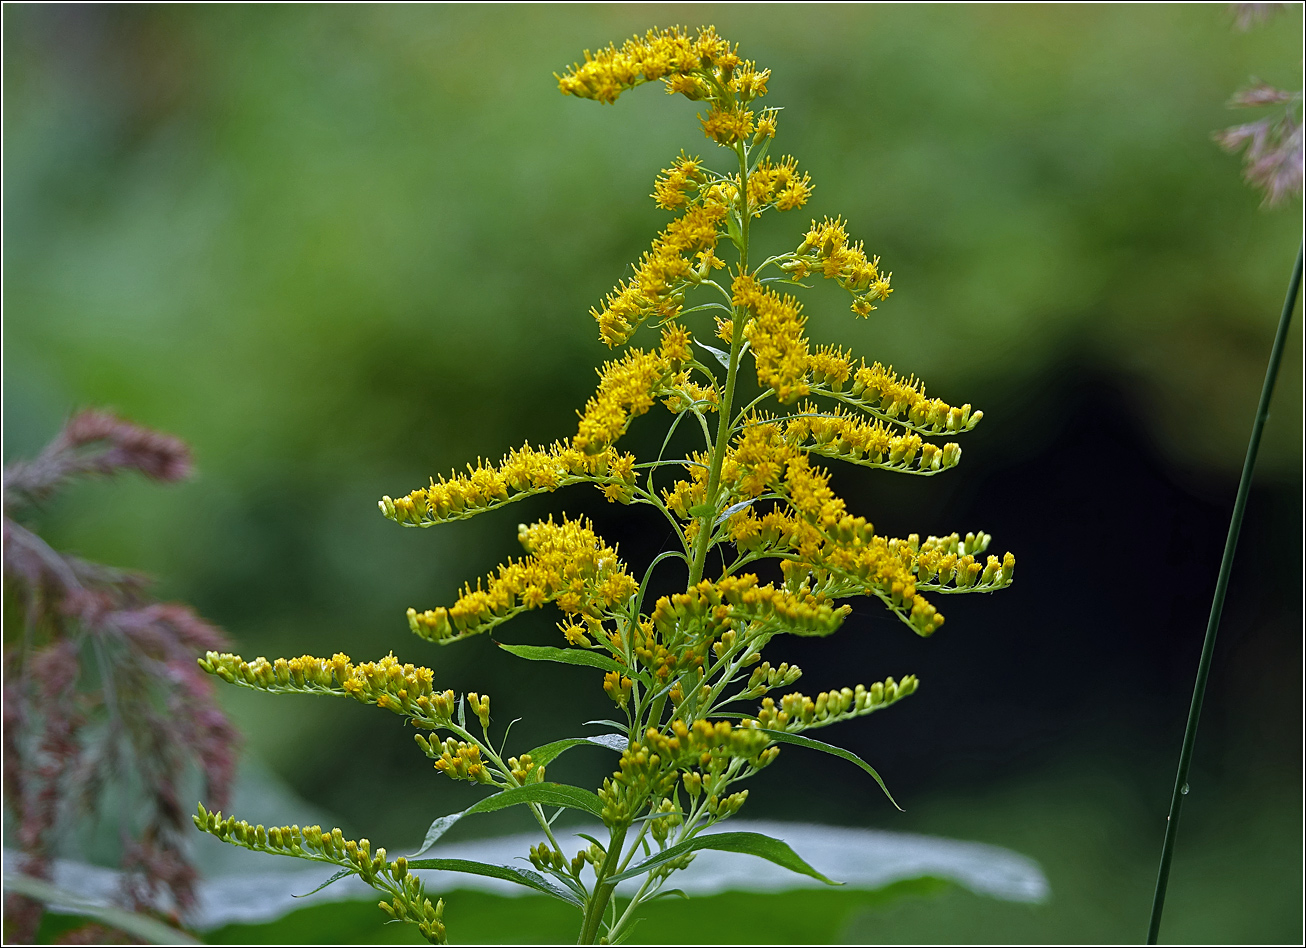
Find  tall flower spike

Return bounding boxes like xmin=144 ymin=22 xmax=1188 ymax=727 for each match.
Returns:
xmin=200 ymin=27 xmax=1016 ymax=946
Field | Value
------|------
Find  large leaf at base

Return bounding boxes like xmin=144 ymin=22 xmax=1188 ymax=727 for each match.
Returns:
xmin=409 ymin=782 xmax=606 ymax=857
xmin=404 ymin=858 xmax=582 ymax=907
xmin=497 ymin=642 xmax=629 ymax=676
xmin=526 ymin=733 xmax=628 ymax=766
xmin=606 ymin=831 xmax=839 ymax=885
xmin=759 ymin=729 xmax=901 ymax=811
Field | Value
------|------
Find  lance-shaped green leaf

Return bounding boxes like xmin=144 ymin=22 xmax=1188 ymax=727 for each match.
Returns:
xmin=405 ymin=858 xmax=582 ymax=907
xmin=759 ymin=729 xmax=901 ymax=810
xmin=694 ymin=339 xmax=732 ymax=370
xmin=607 ymin=831 xmax=839 ymax=885
xmin=526 ymin=733 xmax=628 ymax=766
xmin=497 ymin=642 xmax=629 ymax=676
xmin=409 ymin=782 xmax=606 ymax=857
xmin=292 ymin=867 xmax=355 ymax=898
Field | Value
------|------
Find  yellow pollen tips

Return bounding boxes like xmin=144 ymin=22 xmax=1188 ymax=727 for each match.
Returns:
xmin=733 ymin=274 xmax=811 ymax=404
xmin=408 ymin=515 xmax=637 ymax=644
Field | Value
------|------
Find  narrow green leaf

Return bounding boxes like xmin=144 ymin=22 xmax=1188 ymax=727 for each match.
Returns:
xmin=292 ymin=867 xmax=355 ymax=898
xmin=759 ymin=728 xmax=901 ymax=810
xmin=409 ymin=782 xmax=608 ymax=858
xmin=583 ymin=718 xmax=629 ymax=730
xmin=497 ymin=642 xmax=627 ymax=675
xmin=607 ymin=831 xmax=839 ymax=885
xmin=746 ymin=137 xmax=773 ymax=174
xmin=526 ymin=733 xmax=627 ymax=766
xmin=679 ymin=301 xmax=734 ymax=316
xmin=408 ymin=811 xmax=467 ymax=859
xmin=465 ymin=782 xmax=605 ymax=818
xmin=651 ymin=888 xmax=689 ymax=901
xmin=404 ymin=858 xmax=582 ymax=907
xmin=715 ymin=498 xmax=757 ymax=526
xmin=694 ymin=339 xmax=732 ymax=369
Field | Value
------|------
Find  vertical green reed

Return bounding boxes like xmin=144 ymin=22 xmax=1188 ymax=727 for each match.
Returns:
xmin=1146 ymin=243 xmax=1303 ymax=944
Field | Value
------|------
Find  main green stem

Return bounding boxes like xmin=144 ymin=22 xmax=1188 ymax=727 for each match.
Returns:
xmin=1145 ymin=243 xmax=1303 ymax=944
xmin=578 ymin=826 xmax=627 ymax=945
xmin=578 ymin=140 xmax=754 ymax=948
xmin=688 ymin=141 xmax=751 ymax=589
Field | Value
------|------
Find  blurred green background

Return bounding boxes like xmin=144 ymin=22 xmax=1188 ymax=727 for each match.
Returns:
xmin=4 ymin=4 xmax=1302 ymax=944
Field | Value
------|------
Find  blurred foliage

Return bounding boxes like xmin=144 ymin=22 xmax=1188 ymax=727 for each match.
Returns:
xmin=4 ymin=4 xmax=1301 ymax=944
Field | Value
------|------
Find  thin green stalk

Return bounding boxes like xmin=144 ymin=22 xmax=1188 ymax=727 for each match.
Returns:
xmin=688 ymin=142 xmax=751 ymax=588
xmin=1146 ymin=243 xmax=1303 ymax=944
xmin=578 ymin=825 xmax=628 ymax=945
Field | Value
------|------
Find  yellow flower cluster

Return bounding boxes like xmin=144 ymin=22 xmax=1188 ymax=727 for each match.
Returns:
xmin=751 ymin=675 xmax=918 ymax=732
xmin=662 ymin=378 xmax=719 ymax=415
xmin=797 ymin=523 xmax=945 ymax=636
xmin=556 ymin=26 xmax=730 ymax=105
xmin=193 ymin=803 xmax=447 ymax=944
xmin=652 ymin=153 xmax=706 ymax=210
xmin=701 ymin=103 xmax=755 ymax=144
xmin=647 ymin=574 xmax=851 ymax=643
xmin=197 ymin=650 xmax=458 ymax=726
xmin=575 ymin=346 xmax=675 ymax=454
xmin=603 ymin=670 xmax=634 ymax=707
xmin=888 ymin=531 xmax=1017 ymax=593
xmin=790 ymin=217 xmax=893 ymax=316
xmin=382 ymin=334 xmax=692 ymax=527
xmin=747 ymin=156 xmax=812 ymax=214
xmin=784 ymin=403 xmax=962 ymax=475
xmin=643 ymin=718 xmax=773 ymax=769
xmin=406 ymin=516 xmax=637 ymax=643
xmin=726 ymin=61 xmax=770 ymax=100
xmin=591 ymin=197 xmax=728 ymax=346
xmin=380 ymin=441 xmax=638 ymax=528
xmin=754 ymin=108 xmax=779 ymax=140
xmin=808 ymin=344 xmax=854 ymax=389
xmin=811 ymin=357 xmax=984 ymax=435
xmin=733 ymin=274 xmax=811 ymax=403
xmin=740 ymin=659 xmax=803 ymax=698
xmin=418 ymin=736 xmax=492 ymax=784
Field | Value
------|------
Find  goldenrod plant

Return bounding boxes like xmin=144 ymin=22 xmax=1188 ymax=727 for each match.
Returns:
xmin=194 ymin=27 xmax=1014 ymax=944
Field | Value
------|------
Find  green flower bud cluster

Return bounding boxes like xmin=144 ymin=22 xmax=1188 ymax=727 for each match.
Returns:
xmin=194 ymin=804 xmax=446 ymax=944
xmin=648 ymin=576 xmax=849 ymax=652
xmin=753 ymin=676 xmax=919 ymax=732
xmin=649 ymin=798 xmax=684 ymax=845
xmin=739 ymin=660 xmax=803 ymax=698
xmin=598 ymin=742 xmax=682 ymax=826
xmin=380 ymin=886 xmax=447 ymax=947
xmin=467 ymin=692 xmax=491 ymax=730
xmin=901 ymin=532 xmax=1015 ymax=593
xmin=529 ymin=842 xmax=569 ymax=874
xmin=198 ymin=650 xmax=458 ymax=727
xmin=644 ymin=718 xmax=772 ymax=770
xmin=705 ymin=788 xmax=749 ymax=818
xmin=507 ymin=754 xmax=542 ymax=784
